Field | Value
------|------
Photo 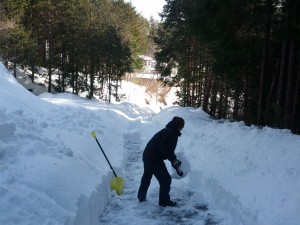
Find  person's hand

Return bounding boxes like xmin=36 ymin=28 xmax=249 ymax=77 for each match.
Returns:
xmin=171 ymin=159 xmax=181 ymax=168
xmin=172 ymin=159 xmax=183 ymax=176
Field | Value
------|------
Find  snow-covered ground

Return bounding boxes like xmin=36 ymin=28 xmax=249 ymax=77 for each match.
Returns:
xmin=1 ymin=61 xmax=300 ymax=225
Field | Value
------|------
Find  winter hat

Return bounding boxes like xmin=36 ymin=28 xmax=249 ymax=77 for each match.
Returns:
xmin=172 ymin=116 xmax=185 ymax=130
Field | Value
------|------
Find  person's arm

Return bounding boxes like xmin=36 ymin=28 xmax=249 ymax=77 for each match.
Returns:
xmin=160 ymin=131 xmax=183 ymax=176
xmin=160 ymin=131 xmax=177 ymax=161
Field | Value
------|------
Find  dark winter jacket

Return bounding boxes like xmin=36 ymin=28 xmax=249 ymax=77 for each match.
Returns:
xmin=143 ymin=120 xmax=181 ymax=165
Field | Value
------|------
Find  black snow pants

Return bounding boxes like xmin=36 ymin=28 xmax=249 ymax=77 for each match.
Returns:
xmin=137 ymin=159 xmax=172 ymax=204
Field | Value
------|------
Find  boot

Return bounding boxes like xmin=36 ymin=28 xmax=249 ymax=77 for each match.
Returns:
xmin=159 ymin=200 xmax=177 ymax=207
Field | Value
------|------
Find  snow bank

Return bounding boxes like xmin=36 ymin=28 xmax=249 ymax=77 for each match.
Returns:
xmin=178 ymin=108 xmax=300 ymax=225
xmin=0 ymin=62 xmax=129 ymax=225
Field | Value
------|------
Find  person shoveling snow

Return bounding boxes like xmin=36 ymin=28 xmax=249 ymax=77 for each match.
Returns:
xmin=137 ymin=116 xmax=185 ymax=207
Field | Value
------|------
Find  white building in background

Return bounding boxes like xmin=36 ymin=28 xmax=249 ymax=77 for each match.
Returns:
xmin=130 ymin=55 xmax=177 ymax=79
xmin=139 ymin=55 xmax=156 ymax=74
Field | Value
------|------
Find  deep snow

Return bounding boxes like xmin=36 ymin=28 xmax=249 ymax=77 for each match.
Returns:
xmin=0 ymin=62 xmax=300 ymax=225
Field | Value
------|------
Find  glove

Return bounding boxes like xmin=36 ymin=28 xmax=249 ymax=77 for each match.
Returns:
xmin=171 ymin=159 xmax=181 ymax=168
xmin=172 ymin=159 xmax=183 ymax=177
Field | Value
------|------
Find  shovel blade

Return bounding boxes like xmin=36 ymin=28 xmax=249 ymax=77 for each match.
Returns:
xmin=110 ymin=176 xmax=124 ymax=196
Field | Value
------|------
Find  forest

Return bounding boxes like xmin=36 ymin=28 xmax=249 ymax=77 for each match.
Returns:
xmin=0 ymin=0 xmax=155 ymax=101
xmin=156 ymin=0 xmax=300 ymax=134
xmin=1 ymin=0 xmax=300 ymax=134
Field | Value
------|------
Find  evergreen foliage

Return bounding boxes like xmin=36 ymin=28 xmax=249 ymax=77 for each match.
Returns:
xmin=154 ymin=0 xmax=300 ymax=134
xmin=0 ymin=0 xmax=149 ymax=101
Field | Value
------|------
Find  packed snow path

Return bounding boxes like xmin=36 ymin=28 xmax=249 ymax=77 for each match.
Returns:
xmin=99 ymin=121 xmax=218 ymax=225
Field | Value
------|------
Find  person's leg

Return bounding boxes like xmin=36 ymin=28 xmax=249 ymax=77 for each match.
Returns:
xmin=137 ymin=160 xmax=153 ymax=202
xmin=153 ymin=164 xmax=173 ymax=206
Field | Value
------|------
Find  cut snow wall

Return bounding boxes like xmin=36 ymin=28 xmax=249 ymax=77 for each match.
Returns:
xmin=188 ymin=171 xmax=259 ymax=225
xmin=66 ymin=174 xmax=111 ymax=225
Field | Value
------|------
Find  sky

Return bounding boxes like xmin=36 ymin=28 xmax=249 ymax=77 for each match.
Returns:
xmin=0 ymin=62 xmax=300 ymax=225
xmin=124 ymin=0 xmax=166 ymax=20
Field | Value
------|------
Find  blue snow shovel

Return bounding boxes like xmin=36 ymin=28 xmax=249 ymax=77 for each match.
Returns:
xmin=91 ymin=131 xmax=124 ymax=195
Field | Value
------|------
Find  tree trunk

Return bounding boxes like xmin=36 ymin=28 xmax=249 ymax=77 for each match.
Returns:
xmin=47 ymin=40 xmax=52 ymax=93
xmin=210 ymin=80 xmax=217 ymax=117
xmin=264 ymin=50 xmax=281 ymax=124
xmin=290 ymin=0 xmax=300 ymax=133
xmin=197 ymin=51 xmax=203 ymax=107
xmin=48 ymin=67 xmax=52 ymax=93
xmin=89 ymin=63 xmax=95 ymax=99
xmin=291 ymin=58 xmax=300 ymax=133
xmin=257 ymin=0 xmax=272 ymax=126
xmin=233 ymin=87 xmax=240 ymax=120
xmin=218 ymin=80 xmax=224 ymax=119
xmin=61 ymin=52 xmax=66 ymax=93
xmin=223 ymin=80 xmax=229 ymax=118
xmin=276 ymin=40 xmax=289 ymax=126
xmin=108 ymin=64 xmax=112 ymax=103
xmin=284 ymin=38 xmax=295 ymax=128
xmin=75 ymin=68 xmax=79 ymax=95
xmin=284 ymin=0 xmax=298 ymax=129
xmin=31 ymin=60 xmax=35 ymax=83
xmin=243 ymin=78 xmax=251 ymax=123
xmin=13 ymin=60 xmax=17 ymax=78
xmin=202 ymin=70 xmax=213 ymax=113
